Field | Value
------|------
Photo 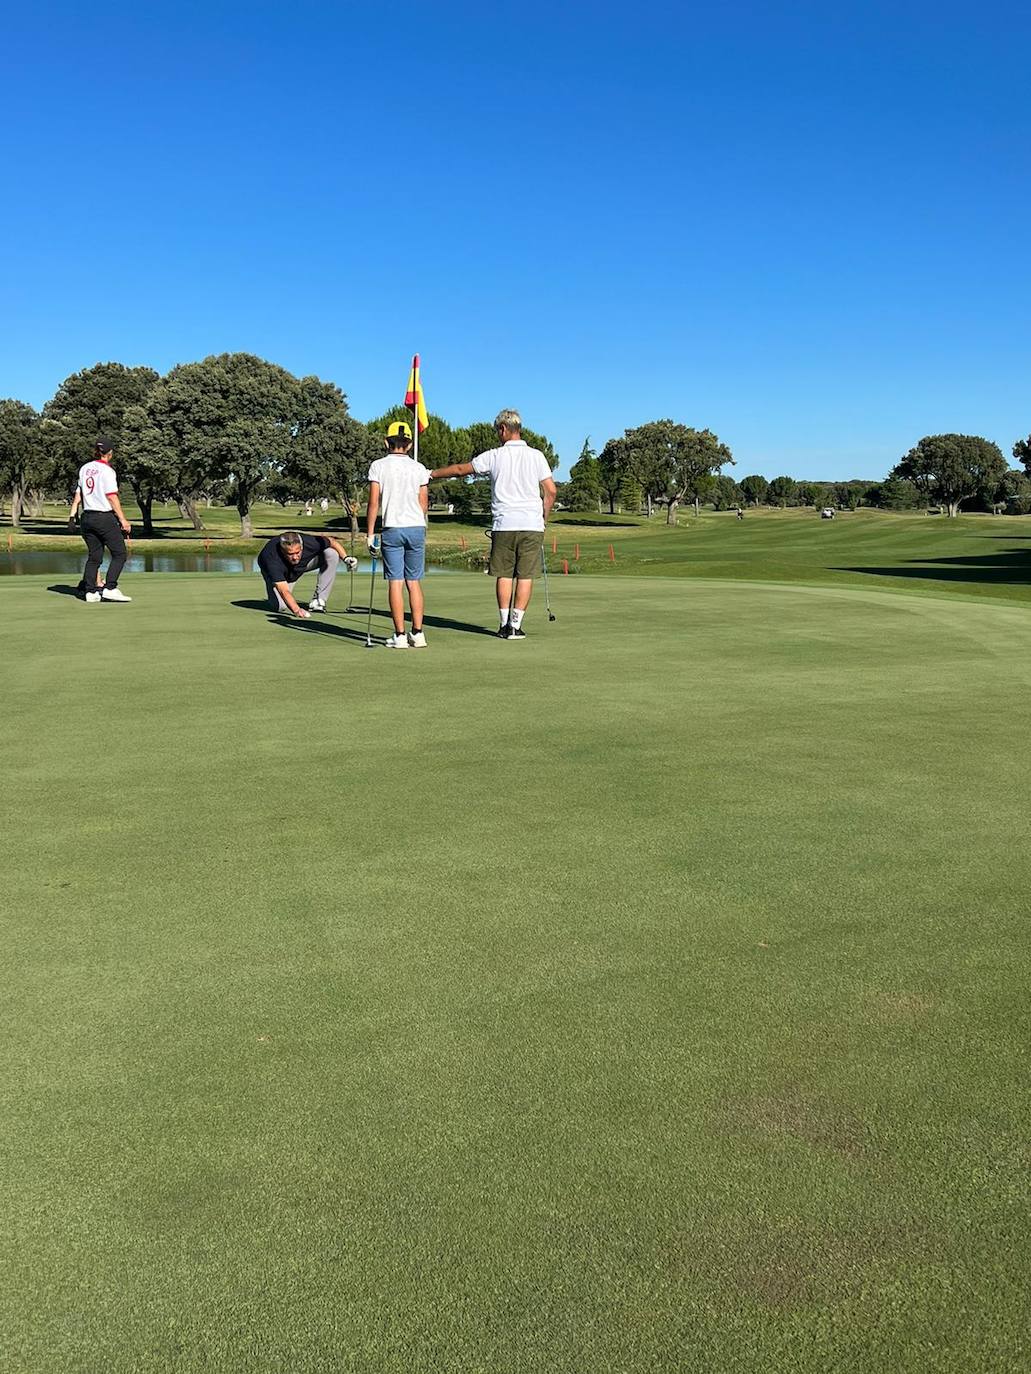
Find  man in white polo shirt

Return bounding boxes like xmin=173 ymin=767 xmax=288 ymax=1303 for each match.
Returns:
xmin=431 ymin=409 xmax=556 ymax=639
xmin=366 ymin=420 xmax=430 ymax=648
xmin=68 ymin=437 xmax=133 ymax=603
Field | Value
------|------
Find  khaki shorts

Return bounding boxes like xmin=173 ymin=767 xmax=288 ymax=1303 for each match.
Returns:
xmin=488 ymin=531 xmax=543 ymax=579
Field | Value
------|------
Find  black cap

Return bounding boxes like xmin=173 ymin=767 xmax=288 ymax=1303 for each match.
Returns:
xmin=95 ymin=436 xmax=114 ymax=455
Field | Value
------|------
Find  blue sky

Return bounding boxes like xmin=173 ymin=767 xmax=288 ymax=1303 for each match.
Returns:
xmin=2 ymin=0 xmax=1028 ymax=479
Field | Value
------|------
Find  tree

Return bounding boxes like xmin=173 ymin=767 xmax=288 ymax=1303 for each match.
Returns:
xmin=739 ymin=474 xmax=768 ymax=507
xmin=618 ymin=420 xmax=734 ymax=524
xmin=795 ymin=482 xmax=817 ymax=507
xmin=767 ymin=475 xmax=797 ymax=507
xmin=711 ymin=474 xmax=742 ymax=510
xmin=618 ymin=472 xmax=642 ymax=513
xmin=565 ymin=437 xmax=602 ymax=511
xmin=42 ymin=362 xmax=160 ymax=499
xmin=119 ymin=403 xmax=178 ymax=535
xmin=684 ymin=471 xmax=717 ymax=516
xmin=873 ymin=476 xmax=921 ymax=510
xmin=155 ymin=353 xmax=302 ymax=536
xmin=454 ymin=420 xmax=559 ymax=470
xmin=293 ymin=378 xmax=378 ymax=537
xmin=0 ymin=400 xmax=45 ymax=527
xmin=891 ymin=434 xmax=1007 ymax=518
xmin=598 ymin=438 xmax=628 ymax=514
xmin=998 ymin=467 xmax=1031 ymax=513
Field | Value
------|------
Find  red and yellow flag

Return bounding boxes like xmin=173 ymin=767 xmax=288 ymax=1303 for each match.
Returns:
xmin=404 ymin=353 xmax=428 ymax=434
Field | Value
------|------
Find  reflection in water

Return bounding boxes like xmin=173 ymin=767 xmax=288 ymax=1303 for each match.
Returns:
xmin=2 ymin=551 xmax=257 ymax=576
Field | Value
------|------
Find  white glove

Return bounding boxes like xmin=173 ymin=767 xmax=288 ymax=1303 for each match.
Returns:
xmin=343 ymin=555 xmax=359 ymax=572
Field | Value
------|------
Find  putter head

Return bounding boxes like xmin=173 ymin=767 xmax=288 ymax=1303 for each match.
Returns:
xmin=548 ymin=611 xmax=557 ymax=622
xmin=364 ymin=636 xmax=377 ymax=649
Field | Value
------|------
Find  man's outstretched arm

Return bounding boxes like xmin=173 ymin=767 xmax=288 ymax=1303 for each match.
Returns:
xmin=429 ymin=462 xmax=475 ymax=480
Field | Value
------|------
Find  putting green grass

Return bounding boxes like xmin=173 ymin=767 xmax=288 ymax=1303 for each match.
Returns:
xmin=2 ymin=572 xmax=1028 ymax=1372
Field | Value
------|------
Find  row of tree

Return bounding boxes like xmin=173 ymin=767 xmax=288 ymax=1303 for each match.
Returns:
xmin=0 ymin=356 xmax=559 ymax=535
xmin=3 ymin=356 xmax=1030 ymax=530
xmin=563 ymin=430 xmax=1031 ymax=520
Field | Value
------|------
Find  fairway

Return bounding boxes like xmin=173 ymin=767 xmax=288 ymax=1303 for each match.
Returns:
xmin=2 ymin=572 xmax=1028 ymax=1373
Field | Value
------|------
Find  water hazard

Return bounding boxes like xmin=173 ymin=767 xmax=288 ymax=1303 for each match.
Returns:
xmin=0 ymin=550 xmax=456 ymax=576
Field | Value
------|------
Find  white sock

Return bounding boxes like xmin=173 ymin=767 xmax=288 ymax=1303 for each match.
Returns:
xmin=510 ymin=608 xmax=524 ymax=629
xmin=499 ymin=608 xmax=510 ymax=626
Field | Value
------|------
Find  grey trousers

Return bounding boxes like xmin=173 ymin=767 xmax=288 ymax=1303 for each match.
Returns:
xmin=265 ymin=548 xmax=339 ymax=610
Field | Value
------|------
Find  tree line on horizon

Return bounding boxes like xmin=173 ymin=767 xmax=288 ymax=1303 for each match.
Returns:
xmin=0 ymin=356 xmax=558 ymax=537
xmin=2 ymin=354 xmax=1031 ymax=532
xmin=565 ymin=430 xmax=1031 ymax=521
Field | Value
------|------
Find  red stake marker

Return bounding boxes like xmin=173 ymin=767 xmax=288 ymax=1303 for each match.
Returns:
xmin=574 ymin=543 xmax=580 ymax=561
xmin=608 ymin=544 xmax=615 ymax=562
xmin=562 ymin=559 xmax=569 ymax=575
xmin=552 ymin=535 xmax=557 ymax=554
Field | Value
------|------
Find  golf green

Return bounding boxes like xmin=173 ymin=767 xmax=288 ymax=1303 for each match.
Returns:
xmin=2 ymin=572 xmax=1027 ymax=1372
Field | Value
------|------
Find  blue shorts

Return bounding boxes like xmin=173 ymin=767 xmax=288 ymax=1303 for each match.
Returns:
xmin=381 ymin=526 xmax=426 ymax=581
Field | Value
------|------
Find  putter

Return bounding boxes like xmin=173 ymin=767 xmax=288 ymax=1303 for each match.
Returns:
xmin=347 ymin=524 xmax=356 ymax=611
xmin=540 ymin=543 xmax=557 ymax=622
xmin=365 ymin=548 xmax=378 ymax=647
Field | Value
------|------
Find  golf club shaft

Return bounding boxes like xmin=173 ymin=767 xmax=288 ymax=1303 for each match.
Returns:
xmin=366 ymin=555 xmax=377 ymax=641
xmin=540 ymin=542 xmax=555 ymax=620
xmin=348 ymin=523 xmax=355 ymax=610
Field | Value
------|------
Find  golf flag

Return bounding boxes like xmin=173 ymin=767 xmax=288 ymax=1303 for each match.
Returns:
xmin=405 ymin=354 xmax=428 ymax=434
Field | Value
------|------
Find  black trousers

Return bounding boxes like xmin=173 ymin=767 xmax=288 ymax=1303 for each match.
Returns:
xmin=81 ymin=511 xmax=127 ymax=591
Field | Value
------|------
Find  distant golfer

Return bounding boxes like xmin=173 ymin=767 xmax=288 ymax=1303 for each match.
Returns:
xmin=366 ymin=420 xmax=430 ymax=648
xmin=257 ymin=530 xmax=356 ymax=618
xmin=68 ymin=437 xmax=133 ymax=603
xmin=431 ymin=409 xmax=556 ymax=639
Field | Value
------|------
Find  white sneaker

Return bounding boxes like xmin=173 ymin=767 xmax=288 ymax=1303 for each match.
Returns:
xmin=407 ymin=630 xmax=427 ymax=648
xmin=84 ymin=591 xmax=101 ymax=603
xmin=101 ymin=588 xmax=132 ymax=603
xmin=385 ymin=632 xmax=409 ymax=649
xmin=309 ymin=597 xmax=326 ymax=612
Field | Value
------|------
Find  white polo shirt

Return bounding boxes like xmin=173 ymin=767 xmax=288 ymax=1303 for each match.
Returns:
xmin=471 ymin=440 xmax=552 ymax=531
xmin=77 ymin=460 xmax=119 ymax=512
xmin=367 ymin=454 xmax=430 ymax=529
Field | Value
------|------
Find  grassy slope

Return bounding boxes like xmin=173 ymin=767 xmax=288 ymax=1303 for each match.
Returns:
xmin=2 ymin=572 xmax=1029 ymax=1372
xmin=7 ymin=503 xmax=1031 ymax=607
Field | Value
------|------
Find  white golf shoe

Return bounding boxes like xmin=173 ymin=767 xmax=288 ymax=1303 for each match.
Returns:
xmin=407 ymin=630 xmax=427 ymax=648
xmin=101 ymin=588 xmax=132 ymax=603
xmin=84 ymin=591 xmax=101 ymax=603
xmin=309 ymin=596 xmax=327 ymax=612
xmin=384 ymin=632 xmax=409 ymax=649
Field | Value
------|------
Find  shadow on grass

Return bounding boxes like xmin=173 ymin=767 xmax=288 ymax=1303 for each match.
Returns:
xmin=10 ymin=516 xmax=200 ymax=540
xmin=230 ymin=598 xmax=496 ymax=639
xmin=553 ymin=516 xmax=642 ymax=527
xmin=46 ymin=583 xmax=85 ymax=599
xmin=835 ymin=549 xmax=1031 ymax=587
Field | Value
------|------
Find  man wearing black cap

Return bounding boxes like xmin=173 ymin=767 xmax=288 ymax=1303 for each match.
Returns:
xmin=69 ymin=437 xmax=133 ymax=603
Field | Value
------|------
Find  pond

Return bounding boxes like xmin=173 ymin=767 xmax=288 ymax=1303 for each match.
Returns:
xmin=0 ymin=551 xmax=457 ymax=576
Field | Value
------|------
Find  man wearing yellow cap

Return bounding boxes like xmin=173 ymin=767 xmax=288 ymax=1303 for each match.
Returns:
xmin=366 ymin=421 xmax=430 ymax=648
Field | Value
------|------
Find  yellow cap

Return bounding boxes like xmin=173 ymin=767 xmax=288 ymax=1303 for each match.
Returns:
xmin=387 ymin=420 xmax=412 ymax=439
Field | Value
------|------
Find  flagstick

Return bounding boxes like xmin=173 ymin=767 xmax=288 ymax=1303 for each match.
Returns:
xmin=413 ymin=362 xmax=420 ymax=467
